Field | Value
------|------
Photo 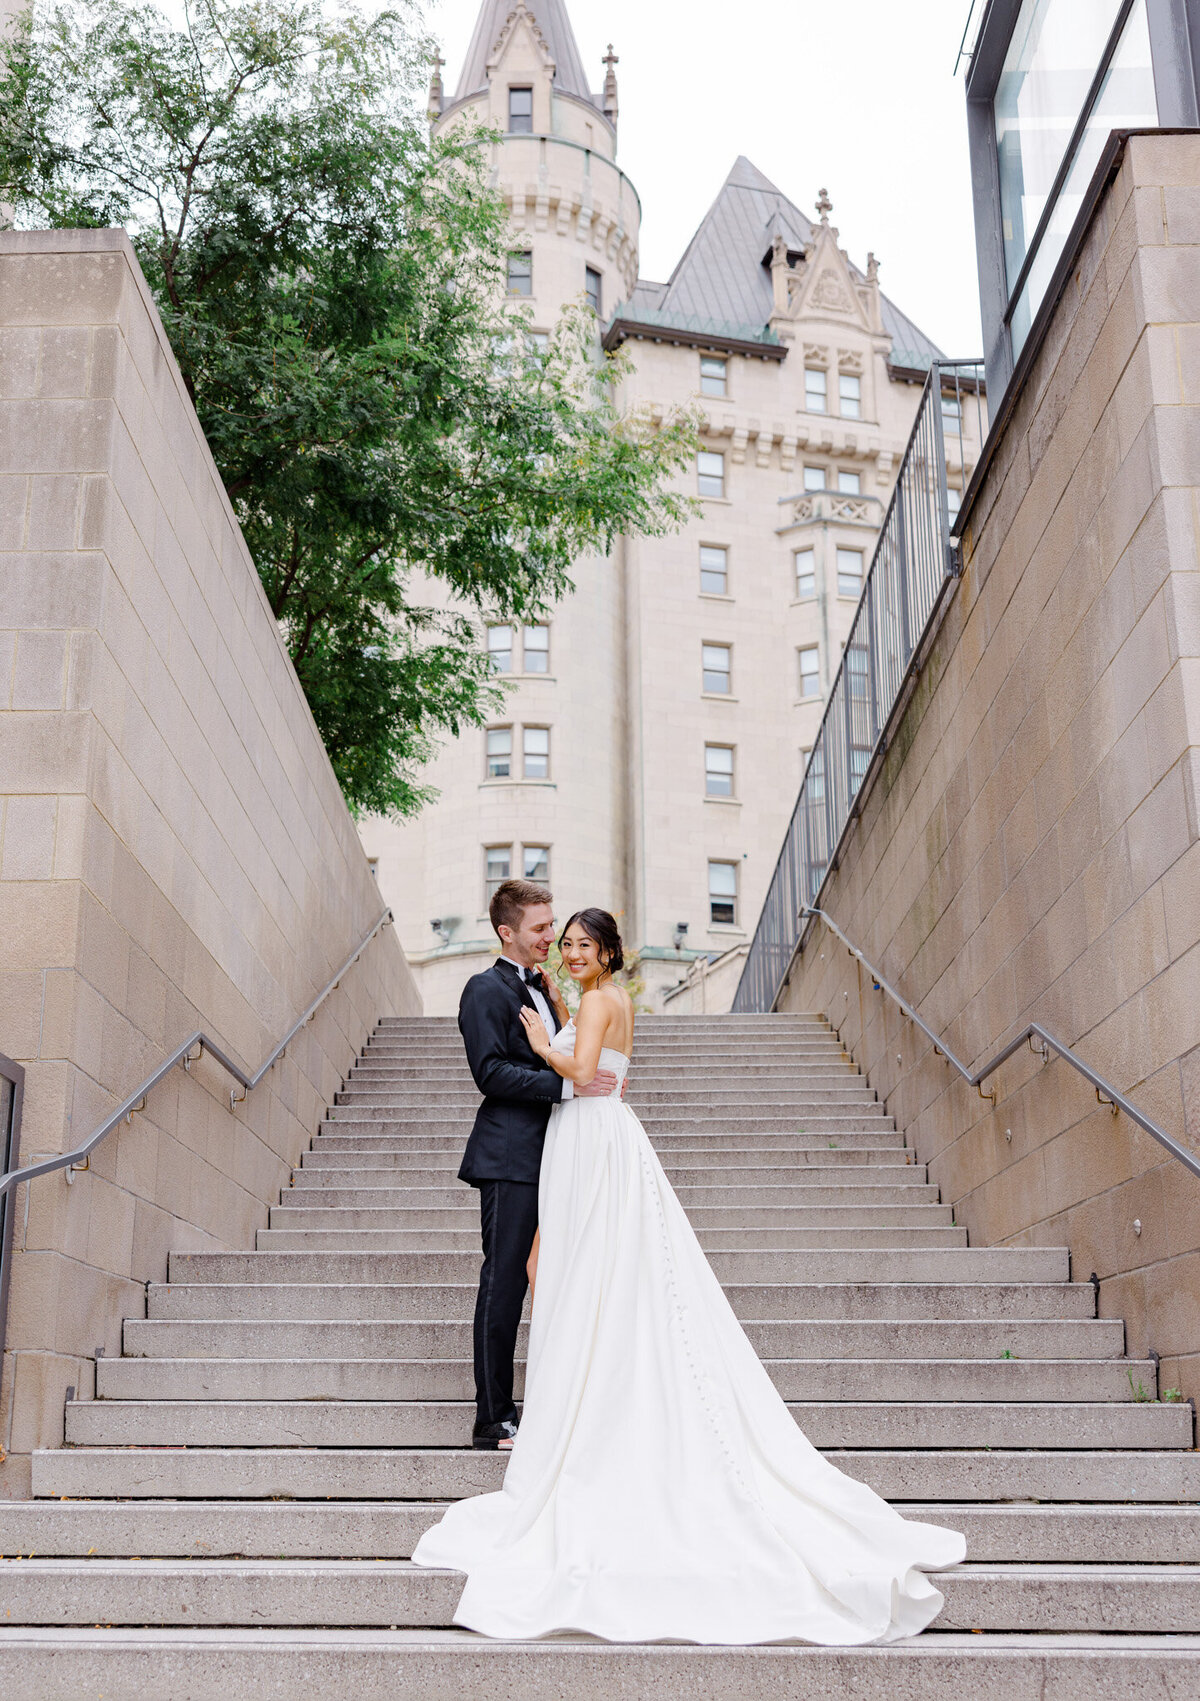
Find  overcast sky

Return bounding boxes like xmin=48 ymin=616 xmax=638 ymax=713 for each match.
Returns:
xmin=425 ymin=0 xmax=984 ymax=358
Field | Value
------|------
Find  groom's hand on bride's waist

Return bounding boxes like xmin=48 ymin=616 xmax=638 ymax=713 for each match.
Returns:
xmin=575 ymin=1069 xmax=620 ymax=1098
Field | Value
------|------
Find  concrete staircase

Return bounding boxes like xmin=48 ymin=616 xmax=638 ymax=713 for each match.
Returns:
xmin=2 ymin=1012 xmax=1198 ymax=1695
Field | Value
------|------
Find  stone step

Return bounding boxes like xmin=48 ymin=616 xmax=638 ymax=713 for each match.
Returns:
xmin=2 ymin=1557 xmax=1198 ymax=1632
xmin=253 ymin=1226 xmax=971 ymax=1252
xmin=122 ymin=1317 xmax=1125 ymax=1363
xmin=66 ymin=1398 xmax=1191 ymax=1450
xmin=279 ymin=1183 xmax=942 ymax=1209
xmin=4 ymin=1499 xmax=1197 ymax=1563
xmin=6 ymin=1629 xmax=1200 ymax=1701
xmin=167 ymin=1247 xmax=1072 ymax=1285
xmin=350 ymin=1061 xmax=857 ymax=1078
xmin=36 ymin=1446 xmax=1200 ymax=1504
xmin=320 ymin=1113 xmax=897 ymax=1135
xmin=265 ymin=1201 xmax=957 ymax=1229
xmin=314 ymin=1128 xmax=907 ymax=1152
xmin=147 ymin=1280 xmax=1099 ymax=1323
xmin=292 ymin=1162 xmax=932 ymax=1188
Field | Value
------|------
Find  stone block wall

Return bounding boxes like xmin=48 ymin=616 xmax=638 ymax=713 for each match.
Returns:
xmin=0 ymin=229 xmax=419 ymax=1491
xmin=778 ymin=136 xmax=1200 ymax=1403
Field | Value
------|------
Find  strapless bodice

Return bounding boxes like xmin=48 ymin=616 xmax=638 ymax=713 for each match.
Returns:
xmin=550 ymin=1021 xmax=629 ymax=1098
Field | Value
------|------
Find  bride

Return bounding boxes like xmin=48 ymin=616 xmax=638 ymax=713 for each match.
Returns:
xmin=411 ymin=908 xmax=965 ymax=1644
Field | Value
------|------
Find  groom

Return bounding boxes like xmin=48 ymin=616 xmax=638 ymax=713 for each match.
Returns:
xmin=458 ymin=878 xmax=619 ymax=1449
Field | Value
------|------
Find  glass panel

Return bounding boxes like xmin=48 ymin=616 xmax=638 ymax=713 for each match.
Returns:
xmin=705 ymin=744 xmax=734 ymax=797
xmin=708 ymin=860 xmax=737 ymax=925
xmin=523 ymin=624 xmax=549 ymax=671
xmin=509 ymin=86 xmax=533 ymax=132
xmin=848 ymin=645 xmax=869 ymax=698
xmin=523 ymin=845 xmax=549 ymax=881
xmin=487 ymin=625 xmax=513 ymax=672
xmin=808 ymin=746 xmax=825 ymax=801
xmin=585 ymin=266 xmax=602 ymax=316
xmin=702 ymin=644 xmax=731 ymax=693
xmin=837 ymin=470 xmax=861 ymax=495
xmin=794 ymin=548 xmax=815 ymax=599
xmin=699 ymin=545 xmax=728 ymax=594
xmin=699 ymin=355 xmax=727 ymax=396
xmin=799 ymin=646 xmax=820 ymax=696
xmin=486 ymin=727 xmax=512 ymax=779
xmin=836 ymin=547 xmax=864 ymax=597
xmin=1009 ymin=1 xmax=1156 ymax=354
xmin=485 ymin=846 xmax=512 ymax=901
xmin=803 ymin=465 xmax=825 ymax=492
xmin=698 ymin=451 xmax=725 ymax=497
xmin=838 ymin=373 xmax=861 ymax=418
xmin=805 ymin=367 xmax=827 ymax=412
xmin=523 ymin=726 xmax=550 ymax=779
xmin=994 ymin=0 xmax=1125 ymax=292
xmin=507 ymin=251 xmax=533 ymax=296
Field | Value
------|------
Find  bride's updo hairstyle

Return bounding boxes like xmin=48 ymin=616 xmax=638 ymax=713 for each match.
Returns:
xmin=559 ymin=908 xmax=625 ymax=976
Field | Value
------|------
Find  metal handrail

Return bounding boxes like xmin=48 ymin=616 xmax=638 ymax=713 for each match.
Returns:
xmin=803 ymin=905 xmax=1200 ymax=1183
xmin=0 ymin=908 xmax=394 ymax=1205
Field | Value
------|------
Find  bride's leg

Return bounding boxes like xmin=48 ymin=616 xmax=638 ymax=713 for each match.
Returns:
xmin=526 ymin=1228 xmax=540 ymax=1302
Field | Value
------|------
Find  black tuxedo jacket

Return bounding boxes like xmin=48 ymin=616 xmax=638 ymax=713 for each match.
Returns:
xmin=457 ymin=959 xmax=565 ymax=1185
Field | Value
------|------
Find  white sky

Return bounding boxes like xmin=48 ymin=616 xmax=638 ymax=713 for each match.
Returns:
xmin=425 ymin=0 xmax=984 ymax=358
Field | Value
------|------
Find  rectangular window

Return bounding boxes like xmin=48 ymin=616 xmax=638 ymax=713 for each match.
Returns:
xmin=838 ymin=372 xmax=862 ymax=418
xmin=523 ymin=623 xmax=550 ymax=672
xmin=523 ymin=844 xmax=549 ymax=882
xmin=837 ymin=469 xmax=861 ymax=495
xmin=799 ymin=645 xmax=820 ymax=698
xmin=947 ymin=486 xmax=962 ymax=522
xmin=486 ymin=726 xmax=512 ymax=779
xmin=836 ymin=546 xmax=864 ymax=598
xmin=941 ymin=390 xmax=963 ymax=424
xmin=807 ymin=746 xmax=825 ymax=800
xmin=702 ymin=643 xmax=731 ymax=694
xmin=708 ymin=860 xmax=738 ymax=927
xmin=507 ymin=251 xmax=532 ymax=296
xmin=803 ymin=464 xmax=826 ymax=492
xmin=698 ymin=450 xmax=725 ymax=498
xmin=794 ymin=548 xmax=816 ymax=599
xmin=585 ymin=266 xmax=602 ymax=316
xmin=699 ymin=354 xmax=727 ymax=397
xmin=805 ymin=367 xmax=827 ymax=413
xmin=848 ymin=643 xmax=869 ymax=700
xmin=487 ymin=624 xmax=513 ymax=672
xmin=705 ymin=744 xmax=734 ymax=798
xmin=699 ymin=544 xmax=728 ymax=595
xmin=508 ymin=86 xmax=533 ymax=133
xmin=523 ymin=725 xmax=550 ymax=780
xmin=485 ymin=845 xmax=512 ymax=903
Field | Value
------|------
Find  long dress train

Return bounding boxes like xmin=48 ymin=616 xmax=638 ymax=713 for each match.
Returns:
xmin=411 ymin=1024 xmax=965 ymax=1643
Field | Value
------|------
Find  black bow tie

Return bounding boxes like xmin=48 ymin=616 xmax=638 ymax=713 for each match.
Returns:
xmin=522 ymin=967 xmax=548 ymax=993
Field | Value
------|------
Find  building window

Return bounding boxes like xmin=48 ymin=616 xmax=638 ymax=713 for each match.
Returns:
xmin=837 ymin=469 xmax=861 ymax=495
xmin=485 ymin=845 xmax=512 ymax=903
xmin=799 ymin=645 xmax=820 ymax=698
xmin=523 ymin=623 xmax=549 ymax=672
xmin=941 ymin=390 xmax=963 ymax=425
xmin=705 ymin=744 xmax=734 ymax=798
xmin=947 ymin=487 xmax=962 ymax=523
xmin=838 ymin=372 xmax=862 ymax=418
xmin=699 ymin=354 xmax=727 ymax=397
xmin=523 ymin=844 xmax=549 ymax=882
xmin=585 ymin=266 xmax=602 ymax=316
xmin=803 ymin=464 xmax=826 ymax=492
xmin=794 ymin=548 xmax=816 ymax=599
xmin=848 ymin=643 xmax=869 ymax=700
xmin=486 ymin=726 xmax=512 ymax=779
xmin=507 ymin=251 xmax=532 ymax=296
xmin=805 ymin=367 xmax=827 ymax=413
xmin=488 ymin=624 xmax=513 ymax=672
xmin=702 ymin=643 xmax=732 ymax=694
xmin=698 ymin=450 xmax=725 ymax=498
xmin=523 ymin=726 xmax=550 ymax=780
xmin=708 ymin=860 xmax=738 ymax=926
xmin=508 ymin=86 xmax=533 ymax=133
xmin=807 ymin=745 xmax=825 ymax=800
xmin=700 ymin=544 xmax=728 ymax=595
xmin=836 ymin=546 xmax=864 ymax=598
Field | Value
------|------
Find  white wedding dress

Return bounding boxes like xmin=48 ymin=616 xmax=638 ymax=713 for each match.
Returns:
xmin=411 ymin=1022 xmax=965 ymax=1643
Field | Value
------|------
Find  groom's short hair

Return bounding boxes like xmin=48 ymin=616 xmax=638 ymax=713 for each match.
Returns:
xmin=490 ymin=878 xmax=553 ymax=936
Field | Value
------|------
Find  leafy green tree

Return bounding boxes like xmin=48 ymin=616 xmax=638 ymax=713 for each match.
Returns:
xmin=0 ymin=0 xmax=697 ymax=814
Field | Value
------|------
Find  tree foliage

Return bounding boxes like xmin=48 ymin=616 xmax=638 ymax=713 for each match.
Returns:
xmin=0 ymin=0 xmax=698 ymax=813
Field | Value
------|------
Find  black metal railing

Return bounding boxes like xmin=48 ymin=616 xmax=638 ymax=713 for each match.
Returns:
xmin=734 ymin=359 xmax=985 ymax=1012
xmin=0 ymin=909 xmax=393 ymax=1405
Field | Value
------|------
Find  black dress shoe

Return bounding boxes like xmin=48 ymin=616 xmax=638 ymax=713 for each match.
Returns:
xmin=472 ymin=1418 xmax=519 ymax=1451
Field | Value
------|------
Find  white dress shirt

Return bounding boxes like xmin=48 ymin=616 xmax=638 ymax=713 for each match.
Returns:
xmin=500 ymin=956 xmax=573 ymax=1099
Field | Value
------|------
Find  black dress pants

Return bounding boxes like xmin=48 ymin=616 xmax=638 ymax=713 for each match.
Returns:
xmin=473 ymin=1178 xmax=539 ymax=1426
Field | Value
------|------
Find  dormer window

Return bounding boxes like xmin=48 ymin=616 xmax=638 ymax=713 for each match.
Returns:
xmin=509 ymin=87 xmax=533 ymax=133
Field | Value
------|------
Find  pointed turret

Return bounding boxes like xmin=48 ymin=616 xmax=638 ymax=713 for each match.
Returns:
xmin=455 ymin=0 xmax=600 ymax=111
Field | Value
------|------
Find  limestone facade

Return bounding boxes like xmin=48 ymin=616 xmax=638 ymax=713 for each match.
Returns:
xmin=360 ymin=0 xmax=981 ymax=1013
xmin=0 ymin=229 xmax=418 ymax=1490
xmin=778 ymin=135 xmax=1200 ymax=1404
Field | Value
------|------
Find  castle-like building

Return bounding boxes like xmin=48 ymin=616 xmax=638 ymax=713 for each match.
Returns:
xmin=361 ymin=0 xmax=981 ymax=1012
